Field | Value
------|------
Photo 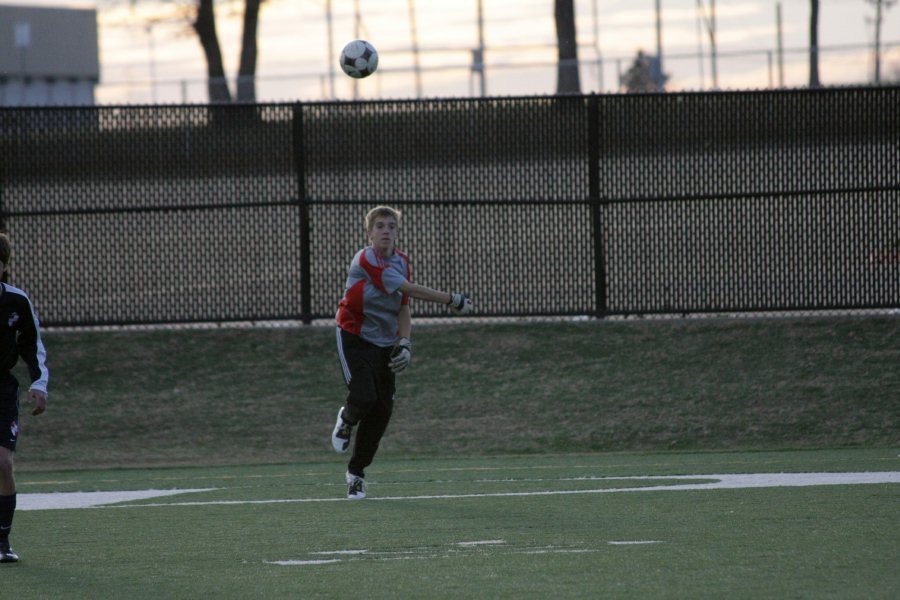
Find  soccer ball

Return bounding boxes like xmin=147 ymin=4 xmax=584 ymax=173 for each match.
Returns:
xmin=339 ymin=39 xmax=379 ymax=79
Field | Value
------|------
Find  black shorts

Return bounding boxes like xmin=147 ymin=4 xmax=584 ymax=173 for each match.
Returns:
xmin=0 ymin=373 xmax=19 ymax=452
xmin=336 ymin=328 xmax=395 ymax=421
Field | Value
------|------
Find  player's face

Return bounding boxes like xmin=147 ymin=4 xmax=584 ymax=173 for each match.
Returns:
xmin=368 ymin=216 xmax=398 ymax=256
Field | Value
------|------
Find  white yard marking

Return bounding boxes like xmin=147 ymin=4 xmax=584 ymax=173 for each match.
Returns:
xmin=607 ymin=541 xmax=663 ymax=545
xmin=268 ymin=542 xmax=604 ymax=565
xmin=17 ymin=488 xmax=217 ymax=511
xmin=265 ymin=559 xmax=341 ymax=566
xmin=17 ymin=472 xmax=900 ymax=511
xmin=457 ymin=540 xmax=506 ymax=546
xmin=520 ymin=549 xmax=599 ymax=554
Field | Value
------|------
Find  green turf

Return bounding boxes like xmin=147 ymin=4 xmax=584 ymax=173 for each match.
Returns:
xmin=14 ymin=316 xmax=900 ymax=471
xmin=5 ymin=318 xmax=897 ymax=596
xmin=6 ymin=449 xmax=900 ymax=599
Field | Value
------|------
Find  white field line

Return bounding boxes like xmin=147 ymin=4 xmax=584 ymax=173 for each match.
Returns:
xmin=266 ymin=541 xmax=661 ymax=566
xmin=607 ymin=541 xmax=663 ymax=545
xmin=518 ymin=549 xmax=598 ymax=555
xmin=17 ymin=472 xmax=900 ymax=511
xmin=107 ymin=471 xmax=900 ymax=507
xmin=17 ymin=488 xmax=217 ymax=511
xmin=267 ymin=559 xmax=342 ymax=566
xmin=269 ymin=542 xmax=556 ymax=565
xmin=457 ymin=540 xmax=506 ymax=546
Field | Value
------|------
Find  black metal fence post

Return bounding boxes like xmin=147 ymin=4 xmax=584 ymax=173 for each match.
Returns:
xmin=292 ymin=103 xmax=312 ymax=324
xmin=588 ymin=93 xmax=606 ymax=318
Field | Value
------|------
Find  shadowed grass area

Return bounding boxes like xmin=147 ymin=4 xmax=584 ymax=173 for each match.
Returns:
xmin=14 ymin=316 xmax=899 ymax=471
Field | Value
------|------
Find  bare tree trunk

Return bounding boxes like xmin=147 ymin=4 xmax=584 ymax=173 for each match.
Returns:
xmin=866 ymin=0 xmax=898 ymax=83
xmin=554 ymin=0 xmax=581 ymax=94
xmin=874 ymin=0 xmax=882 ymax=83
xmin=193 ymin=0 xmax=232 ymax=103
xmin=237 ymin=0 xmax=262 ymax=103
xmin=809 ymin=0 xmax=820 ymax=88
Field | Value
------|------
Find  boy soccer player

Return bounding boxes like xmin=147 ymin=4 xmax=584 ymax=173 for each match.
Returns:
xmin=0 ymin=233 xmax=49 ymax=563
xmin=331 ymin=206 xmax=472 ymax=499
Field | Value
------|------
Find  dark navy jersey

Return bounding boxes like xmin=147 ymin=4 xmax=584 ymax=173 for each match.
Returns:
xmin=0 ymin=283 xmax=49 ymax=393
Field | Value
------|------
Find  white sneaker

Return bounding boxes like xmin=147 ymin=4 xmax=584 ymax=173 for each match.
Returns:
xmin=346 ymin=472 xmax=366 ymax=500
xmin=0 ymin=539 xmax=18 ymax=563
xmin=331 ymin=408 xmax=352 ymax=453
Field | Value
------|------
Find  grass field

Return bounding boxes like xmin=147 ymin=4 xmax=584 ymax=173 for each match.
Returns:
xmin=4 ymin=316 xmax=899 ymax=597
xmin=7 ymin=449 xmax=900 ymax=599
xmin=13 ymin=316 xmax=900 ymax=470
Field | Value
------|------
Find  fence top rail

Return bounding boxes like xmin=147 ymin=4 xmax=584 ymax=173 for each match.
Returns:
xmin=1 ymin=84 xmax=899 ymax=112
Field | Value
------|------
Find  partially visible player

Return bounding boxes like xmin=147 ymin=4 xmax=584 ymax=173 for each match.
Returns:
xmin=0 ymin=233 xmax=49 ymax=563
xmin=331 ymin=206 xmax=472 ymax=499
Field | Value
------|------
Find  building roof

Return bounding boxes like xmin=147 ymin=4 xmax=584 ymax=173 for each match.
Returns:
xmin=0 ymin=4 xmax=99 ymax=80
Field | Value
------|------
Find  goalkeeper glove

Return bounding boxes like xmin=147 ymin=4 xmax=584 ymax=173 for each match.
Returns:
xmin=448 ymin=292 xmax=473 ymax=315
xmin=390 ymin=337 xmax=412 ymax=373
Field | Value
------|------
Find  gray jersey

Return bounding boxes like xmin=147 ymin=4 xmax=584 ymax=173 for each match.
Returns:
xmin=336 ymin=247 xmax=411 ymax=347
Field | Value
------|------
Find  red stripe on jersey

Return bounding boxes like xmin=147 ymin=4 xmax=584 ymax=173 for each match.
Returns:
xmin=336 ymin=279 xmax=366 ymax=335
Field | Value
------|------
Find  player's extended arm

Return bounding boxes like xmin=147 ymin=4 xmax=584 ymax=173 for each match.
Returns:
xmin=398 ymin=282 xmax=473 ymax=314
xmin=398 ymin=281 xmax=451 ymax=304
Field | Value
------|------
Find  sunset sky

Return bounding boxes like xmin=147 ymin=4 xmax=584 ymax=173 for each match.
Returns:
xmin=6 ymin=0 xmax=899 ymax=103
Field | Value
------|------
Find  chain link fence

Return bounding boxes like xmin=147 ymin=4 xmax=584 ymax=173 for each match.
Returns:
xmin=1 ymin=88 xmax=898 ymax=327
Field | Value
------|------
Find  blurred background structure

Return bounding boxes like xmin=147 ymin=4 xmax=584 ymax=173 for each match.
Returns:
xmin=0 ymin=0 xmax=898 ymax=106
xmin=0 ymin=4 xmax=98 ymax=105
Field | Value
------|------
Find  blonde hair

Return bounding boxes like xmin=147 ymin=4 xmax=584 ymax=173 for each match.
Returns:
xmin=365 ymin=206 xmax=401 ymax=232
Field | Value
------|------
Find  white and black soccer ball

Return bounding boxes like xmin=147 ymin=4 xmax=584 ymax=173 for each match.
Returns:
xmin=339 ymin=39 xmax=379 ymax=79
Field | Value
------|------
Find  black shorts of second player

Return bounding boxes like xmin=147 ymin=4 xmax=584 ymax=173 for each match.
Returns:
xmin=335 ymin=327 xmax=395 ymax=425
xmin=0 ymin=372 xmax=20 ymax=452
